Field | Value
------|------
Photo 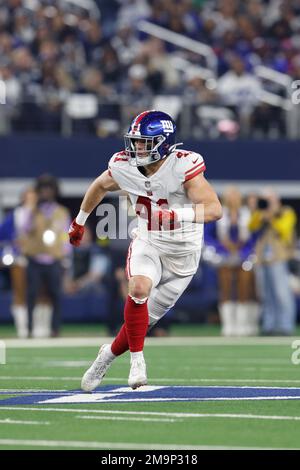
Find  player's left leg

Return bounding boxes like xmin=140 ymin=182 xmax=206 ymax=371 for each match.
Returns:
xmin=147 ymin=251 xmax=201 ymax=334
xmin=147 ymin=274 xmax=194 ymax=331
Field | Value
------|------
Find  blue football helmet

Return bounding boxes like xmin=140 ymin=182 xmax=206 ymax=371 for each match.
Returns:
xmin=124 ymin=110 xmax=177 ymax=167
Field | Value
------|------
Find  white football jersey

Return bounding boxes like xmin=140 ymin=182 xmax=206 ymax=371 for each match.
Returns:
xmin=108 ymin=149 xmax=206 ymax=255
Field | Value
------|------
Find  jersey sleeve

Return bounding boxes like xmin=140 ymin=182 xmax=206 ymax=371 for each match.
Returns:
xmin=107 ymin=151 xmax=128 ymax=179
xmin=174 ymin=150 xmax=206 ymax=184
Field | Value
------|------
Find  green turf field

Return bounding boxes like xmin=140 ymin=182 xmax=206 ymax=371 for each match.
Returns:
xmin=1 ymin=335 xmax=300 ymax=450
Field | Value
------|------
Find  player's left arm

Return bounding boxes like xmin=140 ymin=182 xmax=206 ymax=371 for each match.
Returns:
xmin=184 ymin=173 xmax=222 ymax=223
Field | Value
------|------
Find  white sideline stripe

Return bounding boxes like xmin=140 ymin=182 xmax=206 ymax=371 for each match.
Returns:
xmin=77 ymin=416 xmax=178 ymax=423
xmin=0 ymin=439 xmax=291 ymax=450
xmin=0 ymin=389 xmax=68 ymax=393
xmin=4 ymin=336 xmax=299 ymax=348
xmin=0 ymin=419 xmax=50 ymax=425
xmin=39 ymin=397 xmax=300 ymax=402
xmin=30 ymin=364 xmax=296 ymax=372
xmin=0 ymin=377 xmax=81 ymax=381
xmin=104 ymin=378 xmax=300 ymax=384
xmin=190 ymin=379 xmax=300 ymax=384
xmin=35 ymin=357 xmax=294 ymax=365
xmin=76 ymin=413 xmax=300 ymax=422
xmin=2 ymin=376 xmax=300 ymax=384
xmin=45 ymin=361 xmax=91 ymax=367
xmin=16 ymin=358 xmax=296 ymax=368
xmin=2 ymin=406 xmax=300 ymax=421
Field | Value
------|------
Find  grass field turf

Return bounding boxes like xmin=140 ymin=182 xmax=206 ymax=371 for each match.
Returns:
xmin=1 ymin=332 xmax=300 ymax=450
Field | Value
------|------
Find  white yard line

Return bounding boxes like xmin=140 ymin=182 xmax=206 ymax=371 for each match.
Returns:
xmin=38 ymin=397 xmax=300 ymax=402
xmin=76 ymin=413 xmax=300 ymax=422
xmin=77 ymin=416 xmax=178 ymax=423
xmin=0 ymin=389 xmax=68 ymax=393
xmin=0 ymin=376 xmax=81 ymax=381
xmin=43 ymin=361 xmax=91 ymax=367
xmin=2 ymin=336 xmax=299 ymax=348
xmin=25 ymin=361 xmax=294 ymax=372
xmin=77 ymin=413 xmax=300 ymax=422
xmin=1 ymin=406 xmax=300 ymax=421
xmin=1 ymin=376 xmax=300 ymax=384
xmin=166 ymin=379 xmax=300 ymax=384
xmin=108 ymin=378 xmax=300 ymax=384
xmin=0 ymin=419 xmax=50 ymax=425
xmin=0 ymin=438 xmax=294 ymax=450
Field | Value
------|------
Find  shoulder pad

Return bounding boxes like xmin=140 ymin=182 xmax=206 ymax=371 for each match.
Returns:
xmin=172 ymin=149 xmax=206 ymax=183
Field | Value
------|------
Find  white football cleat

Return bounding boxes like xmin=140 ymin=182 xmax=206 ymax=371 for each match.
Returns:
xmin=81 ymin=344 xmax=114 ymax=392
xmin=128 ymin=356 xmax=147 ymax=390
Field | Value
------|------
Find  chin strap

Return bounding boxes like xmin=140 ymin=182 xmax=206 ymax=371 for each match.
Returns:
xmin=131 ymin=142 xmax=184 ymax=167
xmin=168 ymin=143 xmax=183 ymax=154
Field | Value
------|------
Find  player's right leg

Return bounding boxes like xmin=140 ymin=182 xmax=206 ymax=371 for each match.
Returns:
xmin=81 ymin=273 xmax=152 ymax=392
xmin=81 ymin=344 xmax=116 ymax=392
xmin=81 ymin=238 xmax=161 ymax=391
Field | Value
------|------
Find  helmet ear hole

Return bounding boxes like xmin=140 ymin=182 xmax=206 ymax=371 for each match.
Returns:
xmin=155 ymin=135 xmax=164 ymax=144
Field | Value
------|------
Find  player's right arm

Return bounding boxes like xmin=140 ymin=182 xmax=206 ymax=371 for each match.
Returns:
xmin=80 ymin=170 xmax=120 ymax=214
xmin=69 ymin=170 xmax=120 ymax=246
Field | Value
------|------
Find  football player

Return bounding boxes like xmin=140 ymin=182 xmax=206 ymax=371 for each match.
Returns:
xmin=69 ymin=110 xmax=222 ymax=390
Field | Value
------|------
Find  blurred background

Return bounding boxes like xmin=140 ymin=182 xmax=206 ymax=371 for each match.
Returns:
xmin=1 ymin=0 xmax=300 ymax=339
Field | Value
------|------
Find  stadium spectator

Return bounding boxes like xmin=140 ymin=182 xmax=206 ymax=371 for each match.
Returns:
xmin=183 ymin=69 xmax=220 ymax=138
xmin=0 ymin=187 xmax=36 ymax=338
xmin=138 ymin=37 xmax=181 ymax=93
xmin=184 ymin=69 xmax=217 ymax=106
xmin=0 ymin=62 xmax=21 ymax=134
xmin=18 ymin=174 xmax=71 ymax=337
xmin=112 ymin=23 xmax=141 ymax=68
xmin=80 ymin=18 xmax=105 ymax=64
xmin=98 ymin=43 xmax=122 ymax=86
xmin=0 ymin=62 xmax=21 ymax=107
xmin=0 ymin=0 xmax=298 ymax=137
xmin=76 ymin=67 xmax=118 ymax=135
xmin=0 ymin=186 xmax=56 ymax=338
xmin=206 ymin=186 xmax=259 ymax=336
xmin=121 ymin=64 xmax=153 ymax=123
xmin=249 ymin=189 xmax=297 ymax=335
xmin=116 ymin=0 xmax=151 ymax=29
xmin=64 ymin=224 xmax=110 ymax=296
xmin=218 ymin=55 xmax=262 ymax=135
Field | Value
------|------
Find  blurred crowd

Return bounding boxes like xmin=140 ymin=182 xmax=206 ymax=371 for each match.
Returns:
xmin=0 ymin=175 xmax=299 ymax=337
xmin=0 ymin=175 xmax=115 ymax=337
xmin=204 ymin=186 xmax=298 ymax=336
xmin=0 ymin=0 xmax=299 ymax=138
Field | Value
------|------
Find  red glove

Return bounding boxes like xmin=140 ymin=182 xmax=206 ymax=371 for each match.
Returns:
xmin=68 ymin=219 xmax=84 ymax=246
xmin=151 ymin=209 xmax=179 ymax=230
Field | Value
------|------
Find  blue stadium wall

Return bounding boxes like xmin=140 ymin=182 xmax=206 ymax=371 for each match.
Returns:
xmin=1 ymin=136 xmax=300 ymax=180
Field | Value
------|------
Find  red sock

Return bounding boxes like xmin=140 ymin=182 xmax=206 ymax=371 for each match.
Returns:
xmin=124 ymin=295 xmax=149 ymax=352
xmin=111 ymin=323 xmax=129 ymax=356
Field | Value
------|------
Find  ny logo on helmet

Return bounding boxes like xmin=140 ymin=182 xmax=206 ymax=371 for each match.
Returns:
xmin=160 ymin=120 xmax=174 ymax=133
